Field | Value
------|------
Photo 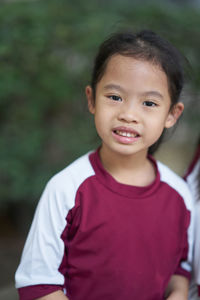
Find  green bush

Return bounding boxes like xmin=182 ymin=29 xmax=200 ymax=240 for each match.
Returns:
xmin=0 ymin=0 xmax=199 ymax=207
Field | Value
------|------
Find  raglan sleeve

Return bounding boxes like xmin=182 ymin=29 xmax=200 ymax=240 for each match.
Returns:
xmin=173 ymin=186 xmax=194 ymax=280
xmin=15 ymin=176 xmax=73 ymax=300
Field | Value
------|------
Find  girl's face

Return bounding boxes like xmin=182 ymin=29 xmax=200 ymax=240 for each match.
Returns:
xmin=86 ymin=55 xmax=184 ymax=158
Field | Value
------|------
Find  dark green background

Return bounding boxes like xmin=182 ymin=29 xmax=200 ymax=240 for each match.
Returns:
xmin=0 ymin=0 xmax=199 ymax=211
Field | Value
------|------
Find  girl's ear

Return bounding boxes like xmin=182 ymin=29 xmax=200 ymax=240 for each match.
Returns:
xmin=85 ymin=86 xmax=95 ymax=114
xmin=165 ymin=102 xmax=184 ymax=128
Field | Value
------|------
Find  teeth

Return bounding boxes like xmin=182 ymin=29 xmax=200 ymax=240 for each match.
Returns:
xmin=116 ymin=130 xmax=137 ymax=137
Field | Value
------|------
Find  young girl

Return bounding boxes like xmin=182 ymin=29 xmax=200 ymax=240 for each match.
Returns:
xmin=184 ymin=139 xmax=200 ymax=300
xmin=15 ymin=30 xmax=194 ymax=300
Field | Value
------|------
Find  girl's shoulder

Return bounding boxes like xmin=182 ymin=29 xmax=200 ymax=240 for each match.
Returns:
xmin=45 ymin=151 xmax=95 ymax=195
xmin=157 ymin=160 xmax=193 ymax=210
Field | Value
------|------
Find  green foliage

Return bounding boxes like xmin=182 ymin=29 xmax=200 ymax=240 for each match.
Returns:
xmin=0 ymin=0 xmax=199 ymax=206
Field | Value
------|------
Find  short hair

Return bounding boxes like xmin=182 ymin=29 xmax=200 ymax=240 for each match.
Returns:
xmin=90 ymin=30 xmax=187 ymax=154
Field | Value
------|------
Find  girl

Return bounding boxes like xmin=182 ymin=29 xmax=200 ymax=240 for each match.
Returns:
xmin=15 ymin=30 xmax=194 ymax=300
xmin=184 ymin=139 xmax=200 ymax=300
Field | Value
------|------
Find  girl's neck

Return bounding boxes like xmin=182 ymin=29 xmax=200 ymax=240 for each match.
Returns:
xmin=99 ymin=146 xmax=156 ymax=187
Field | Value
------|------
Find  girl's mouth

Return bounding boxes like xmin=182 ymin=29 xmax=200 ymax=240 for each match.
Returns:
xmin=114 ymin=130 xmax=139 ymax=138
xmin=112 ymin=128 xmax=140 ymax=144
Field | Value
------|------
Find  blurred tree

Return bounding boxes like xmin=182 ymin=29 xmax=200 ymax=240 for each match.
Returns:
xmin=0 ymin=0 xmax=199 ymax=215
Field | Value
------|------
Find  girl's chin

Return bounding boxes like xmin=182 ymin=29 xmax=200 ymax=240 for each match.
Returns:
xmin=101 ymin=143 xmax=148 ymax=158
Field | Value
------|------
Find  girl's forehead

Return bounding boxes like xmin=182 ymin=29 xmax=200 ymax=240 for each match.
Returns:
xmin=100 ymin=54 xmax=169 ymax=90
xmin=105 ymin=54 xmax=163 ymax=75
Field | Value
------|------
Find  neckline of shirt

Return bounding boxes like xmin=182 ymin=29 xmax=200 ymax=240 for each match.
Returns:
xmin=89 ymin=148 xmax=161 ymax=199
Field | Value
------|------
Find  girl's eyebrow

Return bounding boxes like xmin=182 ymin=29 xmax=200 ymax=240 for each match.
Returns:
xmin=141 ymin=91 xmax=164 ymax=100
xmin=103 ymin=84 xmax=164 ymax=100
xmin=103 ymin=84 xmax=125 ymax=92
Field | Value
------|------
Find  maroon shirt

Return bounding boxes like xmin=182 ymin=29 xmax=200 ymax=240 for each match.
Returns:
xmin=16 ymin=149 xmax=193 ymax=300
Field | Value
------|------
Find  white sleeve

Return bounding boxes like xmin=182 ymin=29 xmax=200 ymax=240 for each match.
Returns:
xmin=15 ymin=152 xmax=95 ymax=291
xmin=15 ymin=179 xmax=73 ymax=288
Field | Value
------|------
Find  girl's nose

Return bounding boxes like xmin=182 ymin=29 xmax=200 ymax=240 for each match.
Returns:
xmin=118 ymin=102 xmax=139 ymax=123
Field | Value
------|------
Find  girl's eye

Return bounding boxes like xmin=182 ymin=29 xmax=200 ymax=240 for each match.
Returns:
xmin=108 ymin=95 xmax=122 ymax=102
xmin=143 ymin=101 xmax=157 ymax=107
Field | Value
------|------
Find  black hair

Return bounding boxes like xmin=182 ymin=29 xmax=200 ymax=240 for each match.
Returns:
xmin=90 ymin=30 xmax=187 ymax=154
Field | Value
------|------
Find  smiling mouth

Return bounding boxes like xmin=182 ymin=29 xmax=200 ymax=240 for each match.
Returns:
xmin=114 ymin=130 xmax=139 ymax=138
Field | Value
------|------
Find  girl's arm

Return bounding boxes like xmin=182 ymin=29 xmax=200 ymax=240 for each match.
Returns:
xmin=165 ymin=274 xmax=189 ymax=300
xmin=37 ymin=290 xmax=69 ymax=300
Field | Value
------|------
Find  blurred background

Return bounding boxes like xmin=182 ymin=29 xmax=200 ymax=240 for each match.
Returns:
xmin=0 ymin=0 xmax=199 ymax=298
